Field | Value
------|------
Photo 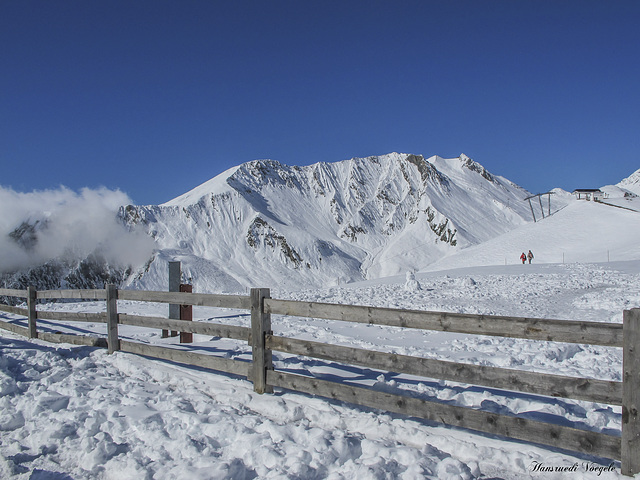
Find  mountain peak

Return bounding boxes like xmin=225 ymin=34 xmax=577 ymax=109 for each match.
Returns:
xmin=457 ymin=154 xmax=496 ymax=182
xmin=121 ymin=152 xmax=533 ymax=291
xmin=161 ymin=165 xmax=240 ymax=207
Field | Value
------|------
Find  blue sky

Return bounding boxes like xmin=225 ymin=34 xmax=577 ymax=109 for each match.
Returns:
xmin=2 ymin=1 xmax=639 ymax=205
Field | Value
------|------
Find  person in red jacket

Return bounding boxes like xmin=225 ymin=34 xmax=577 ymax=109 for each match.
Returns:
xmin=520 ymin=252 xmax=526 ymax=264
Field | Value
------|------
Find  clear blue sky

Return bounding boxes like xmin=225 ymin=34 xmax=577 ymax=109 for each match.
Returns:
xmin=2 ymin=1 xmax=639 ymax=205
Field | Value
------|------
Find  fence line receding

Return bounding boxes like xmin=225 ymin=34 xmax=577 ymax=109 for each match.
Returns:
xmin=0 ymin=285 xmax=637 ymax=476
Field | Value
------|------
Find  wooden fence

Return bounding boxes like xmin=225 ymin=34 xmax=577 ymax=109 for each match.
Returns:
xmin=0 ymin=285 xmax=638 ymax=476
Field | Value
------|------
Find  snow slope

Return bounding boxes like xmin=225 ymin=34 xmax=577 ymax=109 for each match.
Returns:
xmin=424 ymin=198 xmax=640 ymax=272
xmin=617 ymin=168 xmax=640 ymax=196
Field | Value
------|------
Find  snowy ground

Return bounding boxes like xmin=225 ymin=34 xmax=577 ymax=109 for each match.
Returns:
xmin=2 ymin=260 xmax=639 ymax=479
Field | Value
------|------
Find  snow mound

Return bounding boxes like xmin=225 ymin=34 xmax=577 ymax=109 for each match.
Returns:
xmin=404 ymin=270 xmax=421 ymax=291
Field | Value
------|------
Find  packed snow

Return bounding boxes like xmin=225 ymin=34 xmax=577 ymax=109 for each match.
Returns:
xmin=2 ymin=255 xmax=639 ymax=478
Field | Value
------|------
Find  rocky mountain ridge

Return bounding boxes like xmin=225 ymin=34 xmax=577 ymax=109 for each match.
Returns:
xmin=2 ymin=152 xmax=536 ymax=294
xmin=120 ymin=153 xmax=532 ymax=292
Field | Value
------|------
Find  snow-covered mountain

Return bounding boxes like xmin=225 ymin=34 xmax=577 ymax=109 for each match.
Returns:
xmin=121 ymin=153 xmax=533 ymax=292
xmin=617 ymin=167 xmax=640 ymax=195
xmin=2 ymin=153 xmax=638 ymax=295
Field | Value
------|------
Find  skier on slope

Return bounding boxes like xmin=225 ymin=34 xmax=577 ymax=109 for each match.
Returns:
xmin=527 ymin=250 xmax=534 ymax=264
xmin=520 ymin=252 xmax=526 ymax=264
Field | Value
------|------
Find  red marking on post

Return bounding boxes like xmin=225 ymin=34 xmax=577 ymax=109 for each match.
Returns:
xmin=180 ymin=284 xmax=193 ymax=343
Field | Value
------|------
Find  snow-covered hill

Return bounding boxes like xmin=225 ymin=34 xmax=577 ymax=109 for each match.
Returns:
xmin=122 ymin=153 xmax=532 ymax=292
xmin=423 ymin=197 xmax=640 ymax=272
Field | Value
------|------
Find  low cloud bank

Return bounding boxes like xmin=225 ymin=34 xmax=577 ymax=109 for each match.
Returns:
xmin=0 ymin=186 xmax=155 ymax=273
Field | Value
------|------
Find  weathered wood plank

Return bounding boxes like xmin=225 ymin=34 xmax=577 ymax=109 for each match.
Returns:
xmin=117 ymin=290 xmax=251 ymax=310
xmin=0 ymin=304 xmax=29 ymax=316
xmin=106 ymin=284 xmax=119 ymax=354
xmin=267 ymin=335 xmax=622 ymax=405
xmin=267 ymin=370 xmax=621 ymax=461
xmin=118 ymin=314 xmax=250 ymax=341
xmin=27 ymin=286 xmax=37 ymax=339
xmin=36 ymin=311 xmax=107 ymax=323
xmin=265 ymin=299 xmax=623 ymax=347
xmin=38 ymin=332 xmax=107 ymax=348
xmin=37 ymin=289 xmax=107 ymax=300
xmin=179 ymin=283 xmax=193 ymax=344
xmin=251 ymin=288 xmax=273 ymax=394
xmin=0 ymin=319 xmax=30 ymax=337
xmin=119 ymin=340 xmax=250 ymax=377
xmin=0 ymin=288 xmax=28 ymax=298
xmin=622 ymin=308 xmax=640 ymax=476
xmin=167 ymin=262 xmax=181 ymax=338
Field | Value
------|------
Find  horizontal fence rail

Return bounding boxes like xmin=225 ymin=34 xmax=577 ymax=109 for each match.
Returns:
xmin=0 ymin=317 xmax=30 ymax=336
xmin=0 ymin=288 xmax=27 ymax=298
xmin=117 ymin=290 xmax=251 ymax=309
xmin=0 ymin=316 xmax=105 ymax=347
xmin=37 ymin=311 xmax=107 ymax=323
xmin=266 ymin=370 xmax=622 ymax=461
xmin=266 ymin=334 xmax=623 ymax=405
xmin=37 ymin=331 xmax=107 ymax=348
xmin=265 ymin=298 xmax=624 ymax=347
xmin=0 ymin=285 xmax=637 ymax=475
xmin=0 ymin=304 xmax=29 ymax=316
xmin=118 ymin=314 xmax=250 ymax=341
xmin=119 ymin=340 xmax=250 ymax=378
xmin=37 ymin=289 xmax=107 ymax=300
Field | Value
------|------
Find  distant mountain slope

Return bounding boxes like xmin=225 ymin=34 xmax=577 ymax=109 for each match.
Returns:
xmin=122 ymin=153 xmax=532 ymax=292
xmin=618 ymin=168 xmax=640 ymax=195
xmin=424 ymin=198 xmax=640 ymax=272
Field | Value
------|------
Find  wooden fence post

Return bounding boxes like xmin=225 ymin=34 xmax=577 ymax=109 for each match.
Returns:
xmin=27 ymin=286 xmax=37 ymax=339
xmin=106 ymin=284 xmax=120 ymax=354
xmin=623 ymin=308 xmax=640 ymax=476
xmin=251 ymin=288 xmax=273 ymax=394
xmin=179 ymin=283 xmax=193 ymax=343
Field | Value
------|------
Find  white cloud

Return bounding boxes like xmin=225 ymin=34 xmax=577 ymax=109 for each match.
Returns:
xmin=0 ymin=186 xmax=155 ymax=273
